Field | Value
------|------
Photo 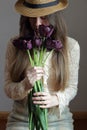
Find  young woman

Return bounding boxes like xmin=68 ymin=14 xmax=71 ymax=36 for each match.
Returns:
xmin=4 ymin=0 xmax=80 ymax=130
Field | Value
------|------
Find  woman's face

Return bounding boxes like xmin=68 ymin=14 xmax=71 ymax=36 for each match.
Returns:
xmin=29 ymin=16 xmax=49 ymax=31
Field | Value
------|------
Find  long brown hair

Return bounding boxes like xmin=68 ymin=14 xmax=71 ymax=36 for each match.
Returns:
xmin=11 ymin=12 xmax=69 ymax=91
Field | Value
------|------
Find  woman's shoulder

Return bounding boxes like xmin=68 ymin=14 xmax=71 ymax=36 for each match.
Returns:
xmin=67 ymin=36 xmax=80 ymax=52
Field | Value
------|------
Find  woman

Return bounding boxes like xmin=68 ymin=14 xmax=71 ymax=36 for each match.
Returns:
xmin=4 ymin=0 xmax=80 ymax=130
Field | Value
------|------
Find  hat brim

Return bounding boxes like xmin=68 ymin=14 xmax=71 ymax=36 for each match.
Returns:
xmin=15 ymin=0 xmax=68 ymax=17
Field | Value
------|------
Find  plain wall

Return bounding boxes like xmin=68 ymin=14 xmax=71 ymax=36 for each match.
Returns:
xmin=0 ymin=0 xmax=87 ymax=111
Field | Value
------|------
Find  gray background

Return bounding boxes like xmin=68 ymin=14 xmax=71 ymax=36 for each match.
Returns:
xmin=0 ymin=0 xmax=87 ymax=111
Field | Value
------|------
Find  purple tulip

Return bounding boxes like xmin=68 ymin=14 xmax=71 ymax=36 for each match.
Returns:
xmin=13 ymin=39 xmax=24 ymax=49
xmin=52 ymin=40 xmax=63 ymax=50
xmin=39 ymin=25 xmax=54 ymax=37
xmin=22 ymin=40 xmax=27 ymax=49
xmin=27 ymin=40 xmax=32 ymax=50
xmin=34 ymin=38 xmax=42 ymax=47
xmin=22 ymin=40 xmax=28 ymax=49
xmin=12 ymin=25 xmax=63 ymax=52
xmin=44 ymin=25 xmax=54 ymax=37
xmin=45 ymin=38 xmax=53 ymax=50
xmin=46 ymin=38 xmax=63 ymax=51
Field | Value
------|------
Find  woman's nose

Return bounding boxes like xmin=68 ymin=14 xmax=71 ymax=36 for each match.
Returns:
xmin=36 ymin=17 xmax=42 ymax=28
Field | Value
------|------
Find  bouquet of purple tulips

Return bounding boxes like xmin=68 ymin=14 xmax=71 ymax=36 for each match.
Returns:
xmin=13 ymin=24 xmax=63 ymax=130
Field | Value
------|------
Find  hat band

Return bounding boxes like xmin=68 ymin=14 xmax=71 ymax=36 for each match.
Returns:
xmin=23 ymin=0 xmax=59 ymax=8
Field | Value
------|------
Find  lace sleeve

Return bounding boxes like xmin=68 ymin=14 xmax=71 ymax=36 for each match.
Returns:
xmin=56 ymin=39 xmax=80 ymax=115
xmin=4 ymin=39 xmax=31 ymax=100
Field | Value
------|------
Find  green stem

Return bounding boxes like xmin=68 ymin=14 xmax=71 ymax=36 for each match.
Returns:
xmin=27 ymin=50 xmax=34 ymax=66
xmin=45 ymin=109 xmax=48 ymax=129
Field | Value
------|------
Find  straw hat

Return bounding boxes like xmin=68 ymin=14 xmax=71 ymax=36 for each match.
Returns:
xmin=15 ymin=0 xmax=68 ymax=17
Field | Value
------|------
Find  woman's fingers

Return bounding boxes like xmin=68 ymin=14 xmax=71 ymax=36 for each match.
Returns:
xmin=27 ymin=66 xmax=44 ymax=75
xmin=32 ymin=92 xmax=50 ymax=105
xmin=26 ymin=66 xmax=44 ymax=86
xmin=32 ymin=92 xmax=48 ymax=105
xmin=32 ymin=92 xmax=59 ymax=108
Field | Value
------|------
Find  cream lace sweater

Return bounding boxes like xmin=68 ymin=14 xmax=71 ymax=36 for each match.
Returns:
xmin=4 ymin=37 xmax=80 ymax=115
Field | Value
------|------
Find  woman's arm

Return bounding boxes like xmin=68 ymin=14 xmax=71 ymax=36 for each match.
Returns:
xmin=56 ymin=39 xmax=80 ymax=114
xmin=4 ymin=39 xmax=32 ymax=100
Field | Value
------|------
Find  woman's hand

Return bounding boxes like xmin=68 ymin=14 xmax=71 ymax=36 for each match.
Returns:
xmin=32 ymin=92 xmax=59 ymax=108
xmin=26 ymin=66 xmax=44 ymax=87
